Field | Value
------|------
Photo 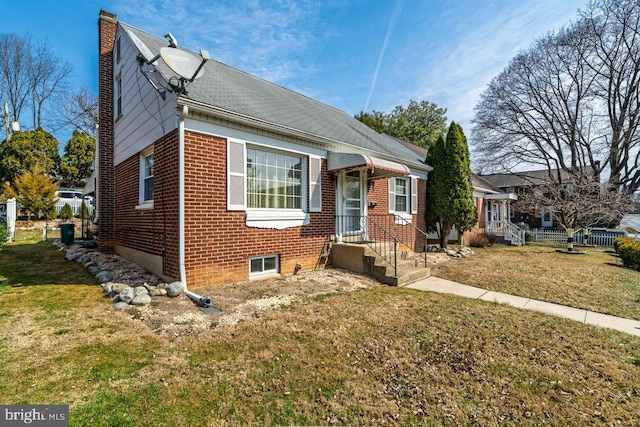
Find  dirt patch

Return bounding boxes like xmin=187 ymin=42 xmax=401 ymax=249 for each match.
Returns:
xmin=71 ymin=243 xmax=457 ymax=339
xmin=126 ymin=268 xmax=380 ymax=339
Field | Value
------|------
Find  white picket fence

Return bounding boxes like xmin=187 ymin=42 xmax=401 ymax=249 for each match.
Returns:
xmin=526 ymin=229 xmax=628 ymax=248
xmin=55 ymin=199 xmax=95 ymax=217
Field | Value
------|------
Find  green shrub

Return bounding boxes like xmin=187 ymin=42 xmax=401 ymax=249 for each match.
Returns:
xmin=614 ymin=237 xmax=640 ymax=270
xmin=0 ymin=219 xmax=10 ymax=247
xmin=78 ymin=201 xmax=91 ymax=219
xmin=59 ymin=203 xmax=74 ymax=220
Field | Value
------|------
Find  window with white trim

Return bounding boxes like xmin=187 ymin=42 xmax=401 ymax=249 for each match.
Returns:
xmin=115 ymin=37 xmax=121 ymax=63
xmin=227 ymin=140 xmax=319 ymax=228
xmin=388 ymin=176 xmax=418 ymax=218
xmin=395 ymin=178 xmax=408 ymax=213
xmin=138 ymin=146 xmax=154 ymax=208
xmin=247 ymin=148 xmax=302 ymax=209
xmin=115 ymin=72 xmax=123 ymax=119
xmin=250 ymin=254 xmax=279 ymax=277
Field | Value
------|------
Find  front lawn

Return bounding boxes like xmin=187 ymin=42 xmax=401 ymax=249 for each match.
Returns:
xmin=433 ymin=243 xmax=640 ymax=320
xmin=0 ymin=242 xmax=639 ymax=425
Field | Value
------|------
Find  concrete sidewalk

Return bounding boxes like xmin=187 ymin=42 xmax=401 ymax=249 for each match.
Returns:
xmin=407 ymin=277 xmax=640 ymax=337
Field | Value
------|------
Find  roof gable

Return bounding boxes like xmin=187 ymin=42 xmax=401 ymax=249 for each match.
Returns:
xmin=119 ymin=22 xmax=430 ymax=171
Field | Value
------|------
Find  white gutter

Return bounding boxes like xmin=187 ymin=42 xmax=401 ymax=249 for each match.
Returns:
xmin=179 ymin=97 xmax=433 ymax=173
xmin=178 ymin=104 xmax=210 ymax=308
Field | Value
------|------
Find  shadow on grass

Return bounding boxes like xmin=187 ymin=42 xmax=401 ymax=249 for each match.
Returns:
xmin=0 ymin=241 xmax=97 ymax=287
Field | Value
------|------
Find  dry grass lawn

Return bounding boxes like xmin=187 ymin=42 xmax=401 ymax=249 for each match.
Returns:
xmin=0 ymin=241 xmax=640 ymax=426
xmin=433 ymin=243 xmax=640 ymax=320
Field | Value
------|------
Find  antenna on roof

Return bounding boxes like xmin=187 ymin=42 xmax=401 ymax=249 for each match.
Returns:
xmin=127 ymin=29 xmax=169 ymax=99
xmin=165 ymin=32 xmax=178 ymax=48
xmin=126 ymin=28 xmax=209 ymax=96
xmin=160 ymin=45 xmax=209 ymax=94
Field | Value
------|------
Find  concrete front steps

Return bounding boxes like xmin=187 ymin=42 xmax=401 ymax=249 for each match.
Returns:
xmin=331 ymin=242 xmax=431 ymax=286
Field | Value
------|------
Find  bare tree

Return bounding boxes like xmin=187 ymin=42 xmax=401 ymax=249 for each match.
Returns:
xmin=0 ymin=34 xmax=31 ymax=127
xmin=514 ymin=172 xmax=634 ymax=249
xmin=27 ymin=38 xmax=73 ymax=130
xmin=57 ymin=86 xmax=98 ymax=137
xmin=472 ymin=0 xmax=640 ymax=194
xmin=581 ymin=0 xmax=640 ymax=193
xmin=0 ymin=33 xmax=73 ymax=133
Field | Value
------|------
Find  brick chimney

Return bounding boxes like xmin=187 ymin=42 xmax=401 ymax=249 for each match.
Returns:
xmin=97 ymin=10 xmax=117 ymax=253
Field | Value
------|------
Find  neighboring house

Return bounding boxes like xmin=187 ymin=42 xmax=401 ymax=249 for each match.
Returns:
xmin=382 ymin=135 xmax=517 ymax=242
xmin=481 ymin=167 xmax=599 ymax=229
xmin=94 ymin=11 xmax=433 ymax=288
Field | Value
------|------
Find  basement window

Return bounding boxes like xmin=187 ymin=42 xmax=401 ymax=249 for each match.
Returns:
xmin=249 ymin=254 xmax=279 ymax=277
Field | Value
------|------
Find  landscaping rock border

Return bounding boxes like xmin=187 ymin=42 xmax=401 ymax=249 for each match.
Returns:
xmin=54 ymin=240 xmax=184 ymax=310
xmin=427 ymin=245 xmax=475 ymax=258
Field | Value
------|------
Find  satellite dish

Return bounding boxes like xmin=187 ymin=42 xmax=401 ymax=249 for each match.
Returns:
xmin=160 ymin=47 xmax=206 ymax=81
xmin=127 ymin=29 xmax=157 ymax=65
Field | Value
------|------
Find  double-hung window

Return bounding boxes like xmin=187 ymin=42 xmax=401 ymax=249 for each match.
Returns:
xmin=246 ymin=148 xmax=302 ymax=209
xmin=227 ymin=139 xmax=321 ymax=229
xmin=115 ymin=72 xmax=123 ymax=119
xmin=388 ymin=176 xmax=418 ymax=221
xmin=394 ymin=178 xmax=408 ymax=213
xmin=137 ymin=146 xmax=154 ymax=209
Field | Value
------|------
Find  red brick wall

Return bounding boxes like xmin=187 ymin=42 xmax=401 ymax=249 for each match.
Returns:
xmin=182 ymin=131 xmax=335 ymax=287
xmin=98 ymin=10 xmax=117 ymax=253
xmin=366 ymin=175 xmax=428 ymax=250
xmin=114 ymin=130 xmax=180 ymax=279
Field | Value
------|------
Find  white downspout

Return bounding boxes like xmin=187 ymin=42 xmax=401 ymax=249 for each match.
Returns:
xmin=178 ymin=104 xmax=210 ymax=307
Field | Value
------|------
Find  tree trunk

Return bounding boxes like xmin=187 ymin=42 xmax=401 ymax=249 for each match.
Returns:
xmin=439 ymin=221 xmax=453 ymax=249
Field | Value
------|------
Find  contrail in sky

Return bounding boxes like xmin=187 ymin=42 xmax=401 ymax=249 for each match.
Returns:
xmin=363 ymin=0 xmax=404 ymax=112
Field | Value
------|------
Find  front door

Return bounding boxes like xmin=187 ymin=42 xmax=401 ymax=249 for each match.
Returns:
xmin=541 ymin=207 xmax=553 ymax=228
xmin=337 ymin=170 xmax=366 ymax=240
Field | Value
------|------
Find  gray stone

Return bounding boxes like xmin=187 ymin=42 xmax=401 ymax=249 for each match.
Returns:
xmin=95 ymin=270 xmax=113 ymax=284
xmin=88 ymin=265 xmax=102 ymax=276
xmin=131 ymin=293 xmax=152 ymax=305
xmin=119 ymin=286 xmax=134 ymax=304
xmin=65 ymin=250 xmax=80 ymax=261
xmin=446 ymin=249 xmax=458 ymax=257
xmin=166 ymin=281 xmax=185 ymax=297
xmin=112 ymin=294 xmax=121 ymax=303
xmin=84 ymin=260 xmax=98 ymax=269
xmin=110 ymin=283 xmax=129 ymax=294
xmin=78 ymin=254 xmax=91 ymax=265
xmin=133 ymin=286 xmax=149 ymax=296
xmin=157 ymin=283 xmax=169 ymax=290
xmin=150 ymin=288 xmax=167 ymax=297
xmin=114 ymin=301 xmax=129 ymax=310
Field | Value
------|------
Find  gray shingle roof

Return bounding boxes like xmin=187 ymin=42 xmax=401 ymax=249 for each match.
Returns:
xmin=382 ymin=134 xmax=499 ymax=192
xmin=120 ymin=22 xmax=430 ymax=171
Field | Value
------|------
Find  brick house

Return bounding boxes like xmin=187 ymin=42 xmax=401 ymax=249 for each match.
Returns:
xmin=95 ymin=11 xmax=433 ymax=288
xmin=382 ymin=134 xmax=518 ymax=243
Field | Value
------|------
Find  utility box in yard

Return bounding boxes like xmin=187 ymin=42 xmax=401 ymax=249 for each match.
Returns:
xmin=60 ymin=223 xmax=75 ymax=244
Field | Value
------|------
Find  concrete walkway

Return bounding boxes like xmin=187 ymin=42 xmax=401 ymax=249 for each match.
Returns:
xmin=407 ymin=276 xmax=640 ymax=337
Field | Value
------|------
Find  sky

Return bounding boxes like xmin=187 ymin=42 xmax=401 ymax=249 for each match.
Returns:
xmin=2 ymin=0 xmax=588 ymax=147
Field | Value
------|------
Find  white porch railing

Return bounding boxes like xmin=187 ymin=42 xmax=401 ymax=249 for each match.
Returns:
xmin=486 ymin=220 xmax=525 ymax=246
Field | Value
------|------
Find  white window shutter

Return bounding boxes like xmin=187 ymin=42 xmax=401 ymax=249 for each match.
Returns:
xmin=388 ymin=177 xmax=395 ymax=214
xmin=309 ymin=156 xmax=322 ymax=212
xmin=411 ymin=176 xmax=418 ymax=214
xmin=227 ymin=140 xmax=246 ymax=211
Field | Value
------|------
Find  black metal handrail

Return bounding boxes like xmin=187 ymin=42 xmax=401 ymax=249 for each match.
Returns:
xmin=335 ymin=215 xmax=398 ymax=276
xmin=368 ymin=214 xmax=428 ymax=267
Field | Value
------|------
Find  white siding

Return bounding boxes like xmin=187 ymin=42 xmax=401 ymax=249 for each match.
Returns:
xmin=113 ymin=28 xmax=178 ymax=166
